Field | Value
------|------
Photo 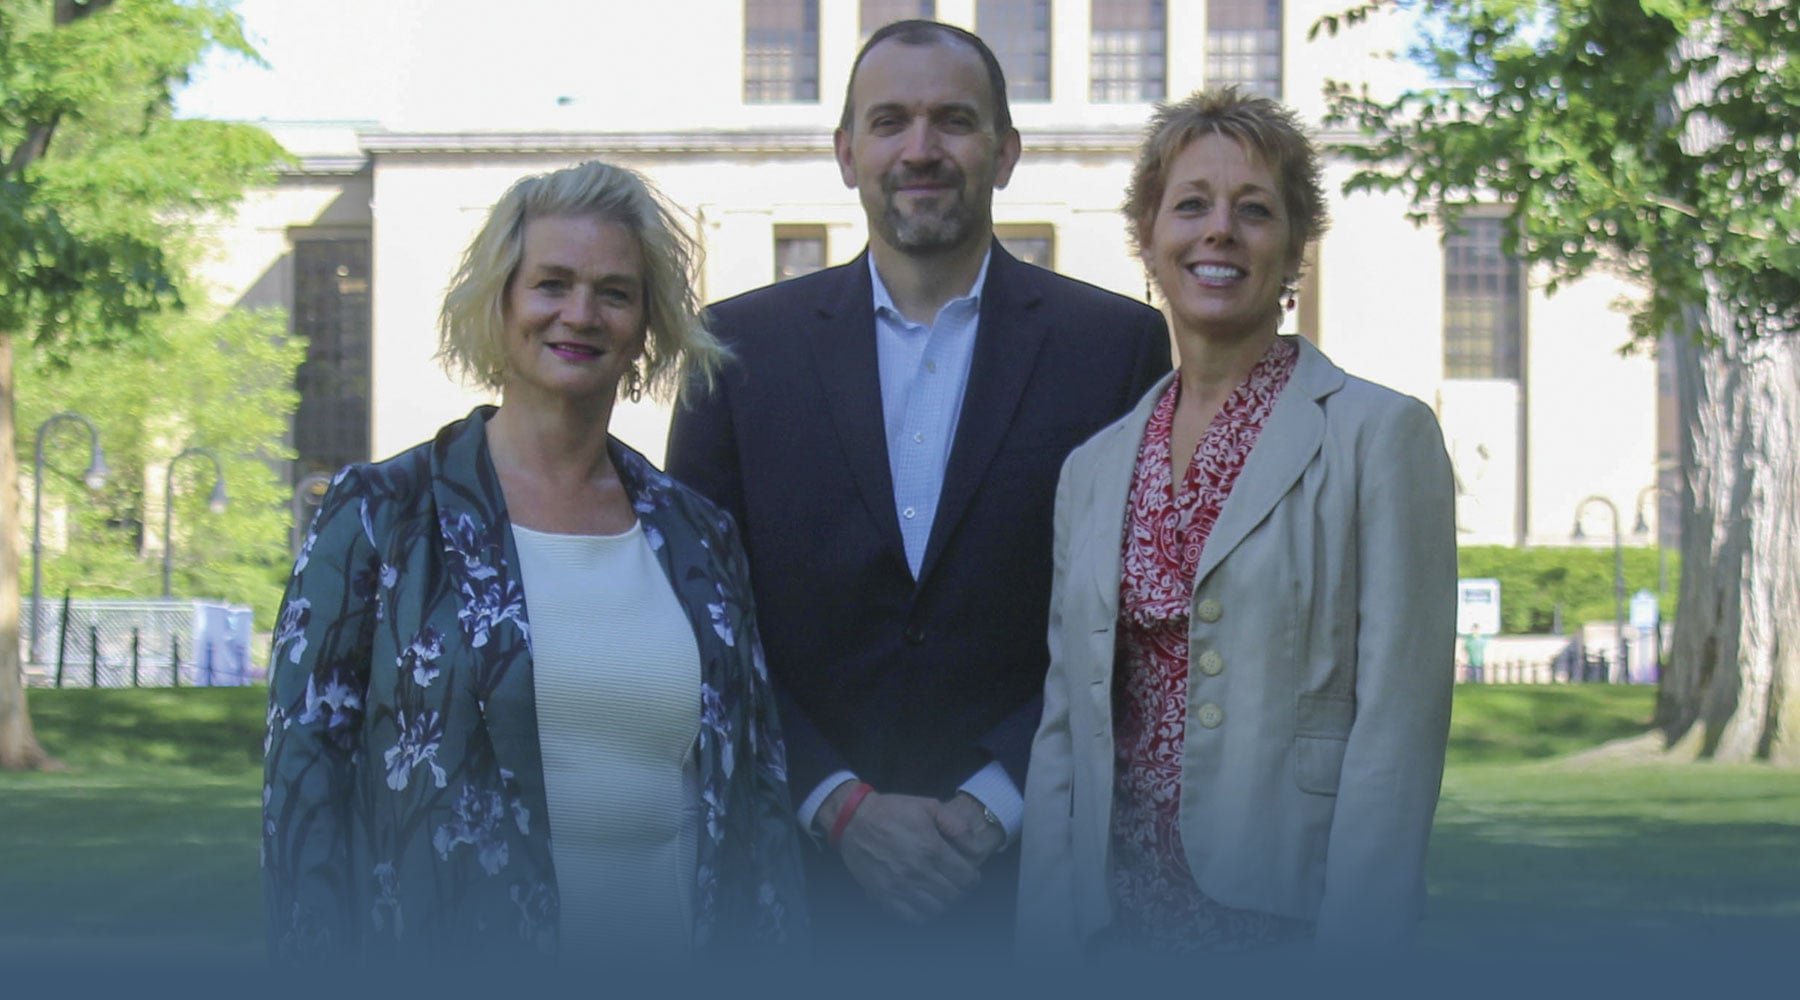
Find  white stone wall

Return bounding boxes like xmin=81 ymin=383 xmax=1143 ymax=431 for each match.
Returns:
xmin=1525 ymin=266 xmax=1658 ymax=547
xmin=190 ymin=0 xmax=1663 ymax=540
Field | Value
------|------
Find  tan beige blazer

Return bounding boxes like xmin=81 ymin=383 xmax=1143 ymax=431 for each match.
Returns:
xmin=1017 ymin=336 xmax=1456 ymax=954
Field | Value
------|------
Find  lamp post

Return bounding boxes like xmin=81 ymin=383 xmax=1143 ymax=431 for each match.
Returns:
xmin=291 ymin=471 xmax=333 ymax=556
xmin=1572 ymin=495 xmax=1627 ymax=683
xmin=29 ymin=412 xmax=109 ymax=665
xmin=162 ymin=447 xmax=228 ymax=599
xmin=1634 ymin=482 xmax=1678 ymax=672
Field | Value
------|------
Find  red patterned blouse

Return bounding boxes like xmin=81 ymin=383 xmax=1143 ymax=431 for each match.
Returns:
xmin=1106 ymin=336 xmax=1312 ymax=953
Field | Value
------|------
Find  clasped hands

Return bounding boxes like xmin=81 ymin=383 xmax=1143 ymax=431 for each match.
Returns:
xmin=820 ymin=783 xmax=1006 ymax=923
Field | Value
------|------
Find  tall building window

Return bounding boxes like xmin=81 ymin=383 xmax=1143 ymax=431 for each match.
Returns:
xmin=1443 ymin=215 xmax=1524 ymax=379
xmin=773 ymin=226 xmax=827 ymax=282
xmin=976 ymin=0 xmax=1051 ymax=102
xmin=1206 ymin=0 xmax=1282 ymax=99
xmin=1090 ymin=0 xmax=1165 ymax=103
xmin=744 ymin=0 xmax=819 ymax=103
xmin=292 ymin=237 xmax=372 ymax=481
xmin=860 ymin=0 xmax=934 ymax=42
xmin=995 ymin=224 xmax=1054 ymax=269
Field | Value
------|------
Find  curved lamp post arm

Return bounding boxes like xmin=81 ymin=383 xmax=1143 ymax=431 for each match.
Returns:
xmin=1632 ymin=482 xmax=1678 ymax=536
xmin=29 ymin=412 xmax=108 ymax=665
xmin=162 ymin=446 xmax=228 ymax=599
xmin=1573 ymin=495 xmax=1627 ymax=683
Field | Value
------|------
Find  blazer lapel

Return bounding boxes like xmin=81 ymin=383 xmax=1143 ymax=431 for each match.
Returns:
xmin=1079 ymin=373 xmax=1173 ymax=618
xmin=1055 ymin=378 xmax=1168 ymax=858
xmin=809 ymin=254 xmax=910 ymax=575
xmin=427 ymin=409 xmax=540 ymax=782
xmin=919 ymin=245 xmax=1051 ymax=583
xmin=1190 ymin=337 xmax=1346 ymax=589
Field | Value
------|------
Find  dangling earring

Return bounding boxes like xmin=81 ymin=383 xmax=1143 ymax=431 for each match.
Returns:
xmin=625 ymin=363 xmax=644 ymax=403
xmin=1283 ymin=278 xmax=1299 ymax=313
xmin=1286 ymin=291 xmax=1298 ymax=312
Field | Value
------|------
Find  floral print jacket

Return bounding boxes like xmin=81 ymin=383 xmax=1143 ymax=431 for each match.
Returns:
xmin=263 ymin=407 xmax=806 ymax=960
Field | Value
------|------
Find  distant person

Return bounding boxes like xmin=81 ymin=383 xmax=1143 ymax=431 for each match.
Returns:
xmin=263 ymin=160 xmax=805 ymax=962
xmin=1018 ymin=88 xmax=1457 ymax=956
xmin=666 ymin=20 xmax=1169 ymax=953
xmin=1464 ymin=626 xmax=1490 ymax=683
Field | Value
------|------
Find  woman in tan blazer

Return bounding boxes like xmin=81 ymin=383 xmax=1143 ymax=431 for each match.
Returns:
xmin=1017 ymin=88 xmax=1456 ymax=956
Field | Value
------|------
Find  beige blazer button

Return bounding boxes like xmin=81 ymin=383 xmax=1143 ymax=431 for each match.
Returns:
xmin=1196 ymin=702 xmax=1224 ymax=729
xmin=1197 ymin=649 xmax=1224 ymax=676
xmin=1196 ymin=598 xmax=1223 ymax=623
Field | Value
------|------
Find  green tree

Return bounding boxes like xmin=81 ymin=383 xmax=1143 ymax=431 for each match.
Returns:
xmin=1317 ymin=0 xmax=1799 ymax=762
xmin=1 ymin=0 xmax=287 ymax=770
xmin=17 ymin=305 xmax=302 ymax=629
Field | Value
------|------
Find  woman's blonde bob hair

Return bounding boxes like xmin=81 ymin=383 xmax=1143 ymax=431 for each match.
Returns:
xmin=1123 ymin=87 xmax=1330 ymax=266
xmin=436 ymin=160 xmax=723 ymax=400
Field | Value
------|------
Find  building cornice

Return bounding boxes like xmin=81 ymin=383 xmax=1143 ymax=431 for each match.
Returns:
xmin=291 ymin=125 xmax=1369 ymax=170
xmin=356 ymin=126 xmax=1152 ymax=157
xmin=289 ymin=154 xmax=373 ymax=177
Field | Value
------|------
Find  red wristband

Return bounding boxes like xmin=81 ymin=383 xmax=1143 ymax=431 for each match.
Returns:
xmin=827 ymin=782 xmax=875 ymax=850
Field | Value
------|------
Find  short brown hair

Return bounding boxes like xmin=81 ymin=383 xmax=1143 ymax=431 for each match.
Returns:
xmin=1124 ymin=87 xmax=1329 ymax=262
xmin=839 ymin=20 xmax=1011 ymax=136
xmin=436 ymin=160 xmax=722 ymax=400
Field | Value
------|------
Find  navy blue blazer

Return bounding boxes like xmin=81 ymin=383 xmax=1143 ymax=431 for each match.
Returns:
xmin=667 ymin=243 xmax=1168 ymax=810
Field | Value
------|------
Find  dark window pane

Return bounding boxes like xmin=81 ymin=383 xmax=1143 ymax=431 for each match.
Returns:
xmin=977 ymin=0 xmax=1052 ymax=101
xmin=774 ymin=227 xmax=828 ymax=282
xmin=1442 ymin=215 xmax=1523 ymax=380
xmin=1206 ymin=0 xmax=1282 ymax=99
xmin=996 ymin=224 xmax=1055 ymax=268
xmin=1090 ymin=0 xmax=1165 ymax=103
xmin=860 ymin=0 xmax=935 ymax=42
xmin=745 ymin=0 xmax=820 ymax=103
xmin=292 ymin=238 xmax=371 ymax=482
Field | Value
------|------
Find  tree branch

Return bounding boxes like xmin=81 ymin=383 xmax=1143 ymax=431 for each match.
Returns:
xmin=4 ymin=118 xmax=64 ymax=180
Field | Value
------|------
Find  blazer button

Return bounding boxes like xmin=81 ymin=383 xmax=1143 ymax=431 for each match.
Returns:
xmin=1197 ymin=649 xmax=1224 ymax=676
xmin=904 ymin=625 xmax=925 ymax=645
xmin=1196 ymin=598 xmax=1223 ymax=624
xmin=1196 ymin=702 xmax=1224 ymax=729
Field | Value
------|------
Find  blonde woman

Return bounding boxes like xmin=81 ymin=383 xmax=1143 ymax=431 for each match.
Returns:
xmin=264 ymin=161 xmax=805 ymax=962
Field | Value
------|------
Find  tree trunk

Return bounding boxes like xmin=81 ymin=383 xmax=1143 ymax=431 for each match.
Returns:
xmin=1653 ymin=22 xmax=1800 ymax=764
xmin=0 ymin=0 xmax=119 ymax=770
xmin=1657 ymin=319 xmax=1800 ymax=763
xmin=0 ymin=330 xmax=55 ymax=770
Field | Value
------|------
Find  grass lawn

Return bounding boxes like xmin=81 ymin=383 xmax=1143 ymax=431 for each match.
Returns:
xmin=2 ymin=683 xmax=1796 ymax=962
xmin=0 ymin=687 xmax=265 ymax=963
xmin=1428 ymin=686 xmax=1800 ymax=956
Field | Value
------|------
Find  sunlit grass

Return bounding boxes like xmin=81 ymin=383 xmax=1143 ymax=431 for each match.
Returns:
xmin=1445 ymin=684 xmax=1655 ymax=765
xmin=1429 ymin=686 xmax=1800 ymax=954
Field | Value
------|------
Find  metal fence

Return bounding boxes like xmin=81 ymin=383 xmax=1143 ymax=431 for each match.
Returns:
xmin=24 ymin=597 xmax=259 ymax=688
xmin=1462 ymin=649 xmax=1627 ymax=684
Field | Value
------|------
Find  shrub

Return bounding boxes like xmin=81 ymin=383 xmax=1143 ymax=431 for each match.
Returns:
xmin=1457 ymin=545 xmax=1679 ymax=635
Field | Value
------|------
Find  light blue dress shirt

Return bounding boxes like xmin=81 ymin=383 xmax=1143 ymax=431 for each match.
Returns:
xmin=871 ymin=250 xmax=990 ymax=578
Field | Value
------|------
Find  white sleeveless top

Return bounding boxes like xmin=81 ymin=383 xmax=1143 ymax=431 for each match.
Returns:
xmin=511 ymin=521 xmax=701 ymax=962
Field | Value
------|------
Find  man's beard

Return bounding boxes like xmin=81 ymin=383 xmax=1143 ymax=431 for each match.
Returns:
xmin=875 ymin=166 xmax=985 ymax=254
